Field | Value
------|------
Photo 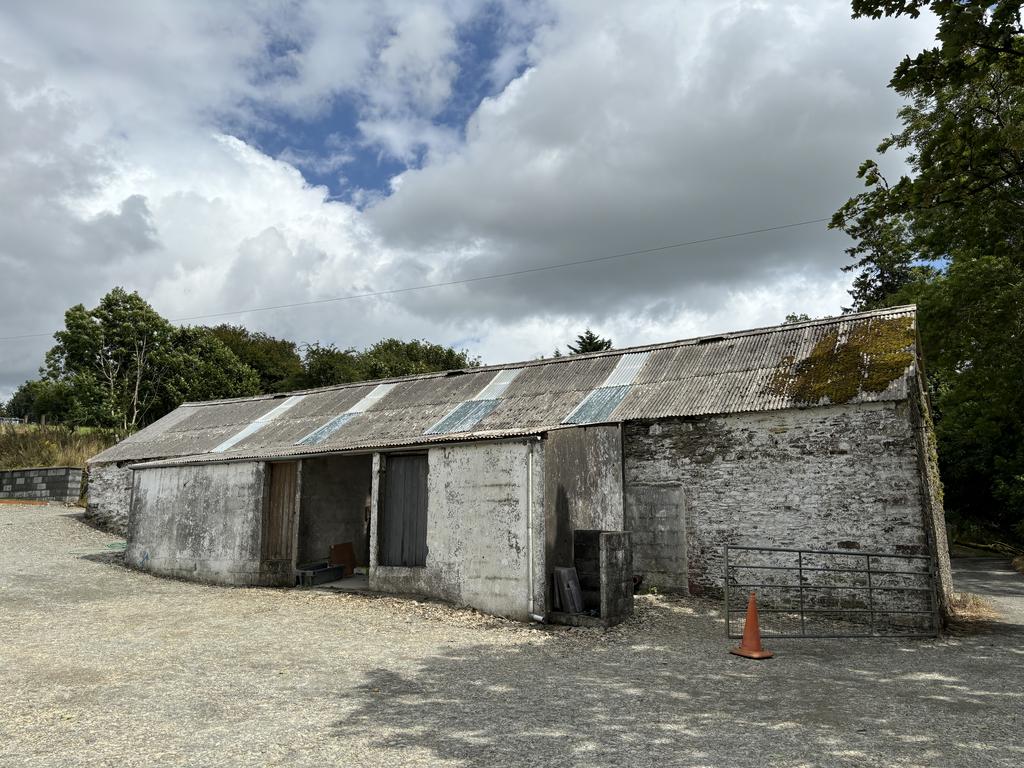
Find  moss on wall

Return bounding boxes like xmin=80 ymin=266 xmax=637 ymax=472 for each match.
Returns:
xmin=767 ymin=317 xmax=915 ymax=405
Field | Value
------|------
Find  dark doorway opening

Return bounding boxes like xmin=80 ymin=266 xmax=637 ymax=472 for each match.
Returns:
xmin=296 ymin=455 xmax=373 ymax=574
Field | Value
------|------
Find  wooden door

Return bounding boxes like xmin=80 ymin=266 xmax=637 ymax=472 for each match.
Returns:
xmin=264 ymin=461 xmax=298 ymax=565
xmin=379 ymin=454 xmax=428 ymax=567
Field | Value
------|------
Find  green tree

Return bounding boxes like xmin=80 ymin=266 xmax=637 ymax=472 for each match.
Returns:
xmin=207 ymin=324 xmax=304 ymax=393
xmin=3 ymin=379 xmax=75 ymax=424
xmin=40 ymin=288 xmax=259 ymax=431
xmin=298 ymin=343 xmax=364 ymax=388
xmin=162 ymin=327 xmax=261 ymax=407
xmin=832 ymin=1 xmax=1024 ymax=538
xmin=295 ymin=338 xmax=480 ymax=388
xmin=358 ymin=338 xmax=480 ymax=380
xmin=567 ymin=329 xmax=613 ymax=355
xmin=43 ymin=289 xmax=178 ymax=429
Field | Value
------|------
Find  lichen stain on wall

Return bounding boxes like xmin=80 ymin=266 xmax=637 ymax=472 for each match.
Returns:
xmin=767 ymin=316 xmax=915 ymax=405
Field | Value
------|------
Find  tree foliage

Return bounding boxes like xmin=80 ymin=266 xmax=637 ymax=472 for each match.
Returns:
xmin=3 ymin=379 xmax=75 ymax=423
xmin=832 ymin=1 xmax=1024 ymax=538
xmin=207 ymin=325 xmax=304 ymax=393
xmin=359 ymin=338 xmax=480 ymax=380
xmin=295 ymin=339 xmax=480 ymax=388
xmin=298 ymin=343 xmax=365 ymax=389
xmin=12 ymin=289 xmax=483 ymax=432
xmin=567 ymin=329 xmax=613 ymax=355
xmin=40 ymin=288 xmax=259 ymax=431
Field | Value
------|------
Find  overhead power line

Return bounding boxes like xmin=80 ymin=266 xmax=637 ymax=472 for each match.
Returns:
xmin=0 ymin=216 xmax=831 ymax=342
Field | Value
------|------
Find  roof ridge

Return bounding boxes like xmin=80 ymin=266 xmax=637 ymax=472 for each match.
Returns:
xmin=179 ymin=304 xmax=917 ymax=407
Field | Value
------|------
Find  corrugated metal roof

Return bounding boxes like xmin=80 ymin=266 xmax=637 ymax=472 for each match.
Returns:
xmin=562 ymin=351 xmax=650 ymax=425
xmin=212 ymin=395 xmax=305 ymax=453
xmin=90 ymin=306 xmax=919 ymax=466
xmin=563 ymin=385 xmax=631 ymax=425
xmin=296 ymin=413 xmax=356 ymax=446
xmin=426 ymin=399 xmax=501 ymax=435
xmin=423 ymin=368 xmax=524 ymax=435
xmin=472 ymin=368 xmax=522 ymax=400
xmin=601 ymin=352 xmax=651 ymax=388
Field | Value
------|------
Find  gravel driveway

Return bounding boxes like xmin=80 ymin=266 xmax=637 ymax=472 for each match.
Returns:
xmin=949 ymin=557 xmax=1024 ymax=629
xmin=1 ymin=503 xmax=1022 ymax=768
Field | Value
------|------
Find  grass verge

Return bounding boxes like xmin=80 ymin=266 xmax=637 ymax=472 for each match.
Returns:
xmin=0 ymin=425 xmax=118 ymax=471
xmin=947 ymin=591 xmax=1001 ymax=633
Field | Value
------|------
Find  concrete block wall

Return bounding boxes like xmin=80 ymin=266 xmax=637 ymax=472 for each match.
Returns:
xmin=85 ymin=462 xmax=135 ymax=535
xmin=0 ymin=467 xmax=83 ymax=503
xmin=623 ymin=484 xmax=685 ymax=592
xmin=623 ymin=401 xmax=942 ymax=602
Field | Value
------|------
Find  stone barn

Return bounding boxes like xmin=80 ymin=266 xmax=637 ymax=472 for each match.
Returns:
xmin=87 ymin=306 xmax=951 ymax=623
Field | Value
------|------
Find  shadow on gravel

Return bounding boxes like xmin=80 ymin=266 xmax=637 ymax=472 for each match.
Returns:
xmin=79 ymin=550 xmax=128 ymax=568
xmin=330 ymin=600 xmax=1024 ymax=767
xmin=953 ymin=558 xmax=1024 ymax=599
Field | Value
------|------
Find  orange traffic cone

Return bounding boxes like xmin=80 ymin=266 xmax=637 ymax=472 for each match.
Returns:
xmin=730 ymin=592 xmax=774 ymax=659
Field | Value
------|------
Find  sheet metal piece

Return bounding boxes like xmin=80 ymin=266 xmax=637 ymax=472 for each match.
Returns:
xmin=293 ymin=382 xmax=398 ymax=446
xmin=425 ymin=399 xmax=500 ymax=435
xmin=295 ymin=413 xmax=357 ymax=446
xmin=424 ymin=368 xmax=522 ymax=435
xmin=561 ymin=351 xmax=649 ymax=424
xmin=600 ymin=352 xmax=651 ymax=388
xmin=212 ymin=395 xmax=305 ymax=453
xmin=562 ymin=385 xmax=630 ymax=425
xmin=347 ymin=382 xmax=398 ymax=412
xmin=472 ymin=368 xmax=522 ymax=400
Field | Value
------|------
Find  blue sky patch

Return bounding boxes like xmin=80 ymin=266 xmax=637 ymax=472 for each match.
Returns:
xmin=233 ymin=4 xmax=534 ymax=204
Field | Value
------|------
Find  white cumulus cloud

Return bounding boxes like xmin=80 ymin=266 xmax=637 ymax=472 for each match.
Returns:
xmin=0 ymin=0 xmax=935 ymax=400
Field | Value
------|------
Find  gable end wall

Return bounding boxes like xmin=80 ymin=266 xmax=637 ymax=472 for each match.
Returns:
xmin=85 ymin=462 xmax=135 ymax=536
xmin=624 ymin=401 xmax=938 ymax=595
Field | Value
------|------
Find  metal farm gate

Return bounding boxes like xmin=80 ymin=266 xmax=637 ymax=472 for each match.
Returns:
xmin=724 ymin=545 xmax=940 ymax=639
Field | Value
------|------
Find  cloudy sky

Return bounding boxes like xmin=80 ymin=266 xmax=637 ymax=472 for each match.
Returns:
xmin=0 ymin=1 xmax=935 ymax=399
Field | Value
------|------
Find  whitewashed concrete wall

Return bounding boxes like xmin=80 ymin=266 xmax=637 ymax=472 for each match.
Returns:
xmin=370 ymin=439 xmax=545 ymax=620
xmin=85 ymin=462 xmax=134 ymax=535
xmin=624 ymin=401 xmax=941 ymax=596
xmin=126 ymin=462 xmax=270 ymax=586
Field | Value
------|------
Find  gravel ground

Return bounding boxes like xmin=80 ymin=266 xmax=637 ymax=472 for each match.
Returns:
xmin=1 ymin=504 xmax=1022 ymax=768
xmin=950 ymin=557 xmax=1024 ymax=628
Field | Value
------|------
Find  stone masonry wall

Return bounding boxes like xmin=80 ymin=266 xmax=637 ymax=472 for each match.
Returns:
xmin=623 ymin=401 xmax=940 ymax=602
xmin=0 ymin=467 xmax=84 ymax=504
xmin=85 ymin=462 xmax=135 ymax=536
xmin=909 ymin=346 xmax=954 ymax=613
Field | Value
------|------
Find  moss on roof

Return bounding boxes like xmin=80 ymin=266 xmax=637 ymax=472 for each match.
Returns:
xmin=767 ymin=316 xmax=915 ymax=405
